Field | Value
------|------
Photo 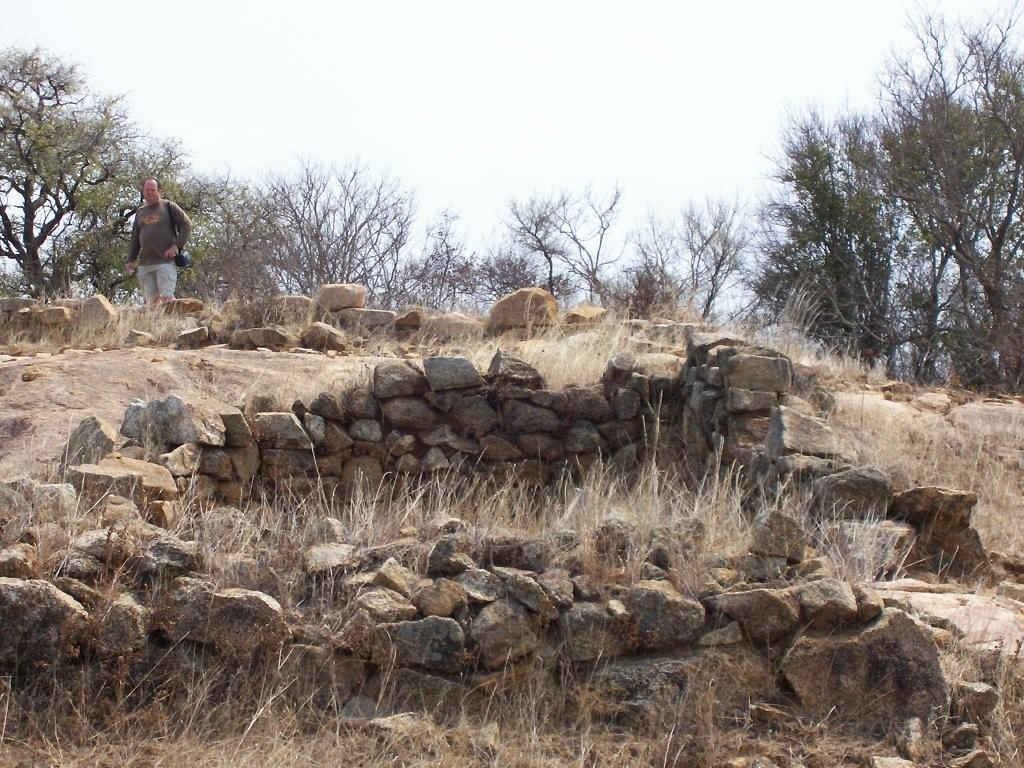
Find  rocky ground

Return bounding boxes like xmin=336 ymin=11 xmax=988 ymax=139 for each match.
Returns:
xmin=0 ymin=287 xmax=1022 ymax=767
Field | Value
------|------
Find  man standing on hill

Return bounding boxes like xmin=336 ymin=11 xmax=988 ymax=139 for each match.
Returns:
xmin=126 ymin=178 xmax=192 ymax=306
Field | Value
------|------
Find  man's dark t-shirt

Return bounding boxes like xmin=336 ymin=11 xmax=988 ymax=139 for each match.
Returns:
xmin=128 ymin=201 xmax=192 ymax=267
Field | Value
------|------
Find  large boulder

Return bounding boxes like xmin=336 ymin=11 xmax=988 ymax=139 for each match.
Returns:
xmin=69 ymin=454 xmax=178 ymax=508
xmin=421 ymin=312 xmax=485 ymax=340
xmin=315 ymin=283 xmax=366 ymax=311
xmin=781 ymin=608 xmax=949 ymax=731
xmin=0 ymin=578 xmax=88 ymax=667
xmin=564 ymin=304 xmax=607 ymax=325
xmin=121 ymin=395 xmax=228 ymax=448
xmin=889 ymin=487 xmax=989 ymax=577
xmin=334 ymin=308 xmax=396 ymax=332
xmin=751 ymin=509 xmax=809 ymax=563
xmin=487 ymin=287 xmax=558 ymax=333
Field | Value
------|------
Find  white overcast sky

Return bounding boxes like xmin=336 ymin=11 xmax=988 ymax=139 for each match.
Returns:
xmin=1 ymin=0 xmax=1009 ymax=249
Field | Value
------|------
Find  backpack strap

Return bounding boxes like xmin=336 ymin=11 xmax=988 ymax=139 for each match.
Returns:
xmin=164 ymin=200 xmax=180 ymax=239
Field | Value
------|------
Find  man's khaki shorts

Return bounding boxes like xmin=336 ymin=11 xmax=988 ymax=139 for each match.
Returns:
xmin=137 ymin=262 xmax=177 ymax=301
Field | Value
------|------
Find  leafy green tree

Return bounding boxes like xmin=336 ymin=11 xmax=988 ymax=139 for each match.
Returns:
xmin=0 ymin=47 xmax=146 ymax=297
xmin=755 ymin=112 xmax=907 ymax=369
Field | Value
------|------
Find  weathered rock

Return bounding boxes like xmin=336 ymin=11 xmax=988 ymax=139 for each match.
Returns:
xmin=0 ymin=544 xmax=37 ymax=579
xmin=813 ymin=467 xmax=893 ymax=519
xmin=373 ymin=361 xmax=428 ymax=399
xmin=502 ymin=400 xmax=560 ymax=433
xmin=421 ymin=447 xmax=450 ymax=472
xmin=455 ymin=568 xmax=503 ymax=602
xmin=334 ymin=307 xmax=396 ymax=331
xmin=559 ymin=601 xmax=632 ymax=662
xmin=781 ymin=608 xmax=949 ymax=731
xmin=421 ymin=312 xmax=485 ymax=340
xmin=792 ymin=578 xmax=859 ymax=629
xmin=300 ymin=321 xmax=347 ymax=352
xmin=354 ymin=587 xmax=418 ymax=623
xmin=160 ymin=579 xmax=289 ymax=658
xmin=61 ymin=415 xmax=118 ymax=467
xmin=582 ymin=647 xmax=775 ymax=731
xmin=491 ymin=566 xmax=555 ymax=620
xmin=709 ymin=587 xmax=801 ymax=644
xmin=340 ymin=456 xmax=383 ymax=496
xmin=304 ymin=543 xmax=359 ymax=575
xmin=725 ymin=388 xmax=778 ymax=413
xmin=479 ymin=434 xmax=523 ymax=461
xmin=766 ymin=406 xmax=841 ymax=459
xmin=159 ymin=442 xmax=201 ymax=477
xmin=750 ymin=508 xmax=809 ymax=563
xmin=622 ymin=580 xmax=705 ymax=651
xmin=252 ymin=412 xmax=312 ymax=450
xmin=488 ymin=287 xmax=558 ymax=332
xmin=94 ymin=592 xmax=148 ymax=657
xmin=871 ymin=582 xmax=1024 ymax=661
xmin=0 ymin=578 xmax=88 ymax=667
xmin=315 ymin=284 xmax=365 ymax=311
xmin=536 ymin=568 xmax=574 ymax=609
xmin=412 ymin=578 xmax=467 ymax=617
xmin=721 ymin=353 xmax=792 ymax=392
xmin=488 ymin=350 xmax=546 ymax=389
xmin=343 ymin=386 xmax=379 ymax=420
xmin=371 ymin=616 xmax=466 ymax=673
xmin=471 ymin=598 xmax=538 ymax=669
xmin=80 ymin=295 xmax=118 ymax=327
xmin=423 ymin=356 xmax=484 ymax=391
xmin=69 ymin=455 xmax=178 ymax=508
xmin=954 ymin=681 xmax=999 ymax=725
xmin=348 ymin=419 xmax=383 ymax=443
xmin=889 ymin=487 xmax=989 ymax=577
xmin=381 ymin=398 xmax=439 ymax=430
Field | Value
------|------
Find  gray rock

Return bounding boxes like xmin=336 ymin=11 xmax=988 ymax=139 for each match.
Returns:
xmin=813 ymin=467 xmax=893 ymax=519
xmin=450 ymin=396 xmax=499 ymax=437
xmin=455 ymin=568 xmax=503 ymax=602
xmin=371 ymin=616 xmax=466 ymax=673
xmin=502 ymin=400 xmax=560 ymax=433
xmin=725 ymin=388 xmax=779 ymax=413
xmin=423 ymin=356 xmax=484 ymax=391
xmin=559 ymin=601 xmax=632 ymax=662
xmin=349 ymin=419 xmax=384 ymax=443
xmin=781 ymin=608 xmax=949 ymax=730
xmin=722 ymin=353 xmax=792 ymax=392
xmin=471 ymin=598 xmax=538 ymax=669
xmin=488 ymin=350 xmax=545 ymax=389
xmin=751 ymin=508 xmax=809 ymax=563
xmin=710 ymin=587 xmax=801 ymax=644
xmin=623 ymin=580 xmax=705 ymax=651
xmin=373 ymin=361 xmax=428 ymax=399
xmin=766 ymin=406 xmax=840 ymax=459
xmin=792 ymin=578 xmax=859 ymax=629
xmin=61 ymin=415 xmax=118 ymax=467
xmin=253 ymin=412 xmax=312 ymax=450
xmin=381 ymin=398 xmax=439 ymax=430
xmin=0 ymin=577 xmax=88 ymax=667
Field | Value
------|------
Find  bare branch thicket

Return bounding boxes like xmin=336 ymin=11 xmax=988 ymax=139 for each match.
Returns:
xmin=260 ymin=160 xmax=415 ymax=302
xmin=506 ymin=195 xmax=569 ymax=298
xmin=550 ymin=185 xmax=624 ymax=302
xmin=881 ymin=10 xmax=1024 ymax=387
xmin=616 ymin=198 xmax=748 ymax=320
xmin=393 ymin=210 xmax=480 ymax=311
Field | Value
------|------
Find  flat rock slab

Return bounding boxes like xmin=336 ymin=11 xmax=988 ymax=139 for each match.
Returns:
xmin=872 ymin=582 xmax=1024 ymax=657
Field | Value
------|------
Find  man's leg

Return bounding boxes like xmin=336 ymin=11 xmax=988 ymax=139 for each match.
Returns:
xmin=154 ymin=262 xmax=177 ymax=305
xmin=137 ymin=265 xmax=160 ymax=305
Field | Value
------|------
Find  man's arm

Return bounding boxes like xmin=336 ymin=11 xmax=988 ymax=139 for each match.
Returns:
xmin=127 ymin=217 xmax=141 ymax=272
xmin=170 ymin=202 xmax=192 ymax=250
